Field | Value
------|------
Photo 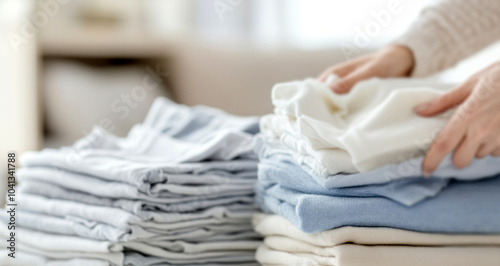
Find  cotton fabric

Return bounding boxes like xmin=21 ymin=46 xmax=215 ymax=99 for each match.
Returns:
xmin=253 ymin=214 xmax=500 ymax=266
xmin=253 ymin=213 xmax=500 ymax=247
xmin=2 ymin=97 xmax=262 ymax=265
xmin=261 ymin=77 xmax=466 ymax=175
xmin=255 ymin=137 xmax=452 ymax=206
xmin=256 ymin=244 xmax=500 ymax=266
xmin=257 ymin=174 xmax=500 ymax=233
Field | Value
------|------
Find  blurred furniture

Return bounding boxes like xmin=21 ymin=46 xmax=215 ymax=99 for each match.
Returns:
xmin=35 ymin=0 xmax=177 ymax=147
xmin=170 ymin=43 xmax=355 ymax=115
xmin=0 ymin=1 xmax=39 ymax=205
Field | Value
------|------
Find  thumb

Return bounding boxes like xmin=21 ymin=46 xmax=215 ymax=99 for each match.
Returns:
xmin=415 ymin=85 xmax=470 ymax=117
xmin=330 ymin=65 xmax=376 ymax=94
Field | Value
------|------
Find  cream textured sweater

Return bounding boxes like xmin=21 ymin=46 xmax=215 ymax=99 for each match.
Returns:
xmin=394 ymin=0 xmax=500 ymax=77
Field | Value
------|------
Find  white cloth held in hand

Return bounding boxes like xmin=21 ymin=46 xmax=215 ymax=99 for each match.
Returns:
xmin=261 ymin=75 xmax=453 ymax=175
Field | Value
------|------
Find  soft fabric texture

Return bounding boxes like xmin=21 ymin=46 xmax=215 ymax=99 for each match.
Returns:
xmin=0 ymin=235 xmax=123 ymax=266
xmin=256 ymin=244 xmax=500 ymax=266
xmin=257 ymin=174 xmax=500 ymax=234
xmin=260 ymin=77 xmax=459 ymax=175
xmin=0 ymin=251 xmax=112 ymax=266
xmin=254 ymin=213 xmax=500 ymax=265
xmin=253 ymin=213 xmax=500 ymax=247
xmin=0 ymin=224 xmax=121 ymax=265
xmin=255 ymin=137 xmax=453 ymax=206
xmin=16 ymin=194 xmax=250 ymax=232
xmin=124 ymin=252 xmax=258 ymax=266
xmin=0 ymin=209 xmax=256 ymax=243
xmin=393 ymin=0 xmax=500 ymax=77
xmin=0 ymin=223 xmax=123 ymax=253
xmin=20 ymin=148 xmax=257 ymax=189
xmin=256 ymin=135 xmax=500 ymax=188
xmin=17 ymin=168 xmax=255 ymax=207
xmin=255 ymin=75 xmax=500 ymax=265
xmin=3 ymin=98 xmax=262 ymax=265
xmin=68 ymin=96 xmax=259 ymax=163
xmin=19 ymin=181 xmax=255 ymax=222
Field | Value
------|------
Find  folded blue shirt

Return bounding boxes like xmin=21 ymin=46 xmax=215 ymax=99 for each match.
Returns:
xmin=256 ymin=175 xmax=500 ymax=234
xmin=257 ymin=154 xmax=449 ymax=207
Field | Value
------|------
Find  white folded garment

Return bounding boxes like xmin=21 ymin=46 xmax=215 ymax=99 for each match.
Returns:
xmin=18 ymin=167 xmax=255 ymax=204
xmin=256 ymin=244 xmax=500 ymax=266
xmin=19 ymin=194 xmax=251 ymax=232
xmin=0 ymin=220 xmax=258 ymax=264
xmin=18 ymin=181 xmax=256 ymax=223
xmin=0 ymin=251 xmax=111 ymax=266
xmin=4 ymin=209 xmax=255 ymax=243
xmin=253 ymin=213 xmax=500 ymax=247
xmin=254 ymin=213 xmax=500 ymax=266
xmin=261 ymin=76 xmax=454 ymax=175
xmin=0 ymin=222 xmax=123 ymax=265
xmin=0 ymin=222 xmax=122 ymax=253
xmin=18 ymin=245 xmax=123 ymax=266
xmin=0 ymin=240 xmax=123 ymax=266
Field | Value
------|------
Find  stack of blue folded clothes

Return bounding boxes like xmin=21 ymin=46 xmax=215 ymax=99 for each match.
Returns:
xmin=253 ymin=77 xmax=500 ymax=266
xmin=0 ymin=98 xmax=262 ymax=266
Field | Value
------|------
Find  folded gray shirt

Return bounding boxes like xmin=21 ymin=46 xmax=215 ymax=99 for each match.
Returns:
xmin=18 ymin=167 xmax=255 ymax=205
xmin=19 ymin=181 xmax=257 ymax=222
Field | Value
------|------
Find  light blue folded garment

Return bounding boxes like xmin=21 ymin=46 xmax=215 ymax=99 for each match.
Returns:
xmin=255 ymin=136 xmax=500 ymax=188
xmin=18 ymin=181 xmax=257 ymax=223
xmin=20 ymin=181 xmax=255 ymax=215
xmin=67 ymin=97 xmax=259 ymax=163
xmin=257 ymin=152 xmax=449 ymax=207
xmin=257 ymin=175 xmax=500 ymax=234
xmin=20 ymin=97 xmax=260 ymax=189
xmin=20 ymin=152 xmax=257 ymax=188
xmin=18 ymin=167 xmax=255 ymax=205
xmin=1 ymin=209 xmax=257 ymax=243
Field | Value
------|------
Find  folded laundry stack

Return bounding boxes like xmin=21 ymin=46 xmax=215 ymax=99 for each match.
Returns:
xmin=0 ymin=98 xmax=262 ymax=266
xmin=255 ymin=76 xmax=500 ymax=265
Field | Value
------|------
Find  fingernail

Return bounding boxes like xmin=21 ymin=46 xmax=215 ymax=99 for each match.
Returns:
xmin=414 ymin=103 xmax=430 ymax=113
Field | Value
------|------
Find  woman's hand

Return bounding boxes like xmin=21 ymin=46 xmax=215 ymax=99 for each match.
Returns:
xmin=318 ymin=45 xmax=415 ymax=93
xmin=416 ymin=62 xmax=500 ymax=176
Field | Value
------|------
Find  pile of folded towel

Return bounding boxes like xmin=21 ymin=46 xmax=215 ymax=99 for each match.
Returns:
xmin=254 ymin=76 xmax=500 ymax=265
xmin=0 ymin=98 xmax=262 ymax=266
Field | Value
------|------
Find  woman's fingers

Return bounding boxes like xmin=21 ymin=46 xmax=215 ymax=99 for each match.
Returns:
xmin=319 ymin=45 xmax=415 ymax=93
xmin=491 ymin=149 xmax=500 ymax=157
xmin=452 ymin=135 xmax=482 ymax=169
xmin=415 ymin=83 xmax=471 ymax=117
xmin=318 ymin=56 xmax=369 ymax=82
xmin=329 ymin=64 xmax=378 ymax=94
xmin=422 ymin=114 xmax=467 ymax=176
xmin=476 ymin=143 xmax=492 ymax=159
xmin=477 ymin=135 xmax=500 ymax=158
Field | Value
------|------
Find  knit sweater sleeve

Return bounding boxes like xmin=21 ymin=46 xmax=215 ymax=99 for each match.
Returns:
xmin=393 ymin=0 xmax=500 ymax=77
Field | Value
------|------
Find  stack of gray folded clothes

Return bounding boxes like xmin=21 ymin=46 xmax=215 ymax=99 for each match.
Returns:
xmin=0 ymin=98 xmax=262 ymax=266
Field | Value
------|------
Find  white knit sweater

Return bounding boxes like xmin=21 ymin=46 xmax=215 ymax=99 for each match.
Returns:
xmin=394 ymin=0 xmax=500 ymax=77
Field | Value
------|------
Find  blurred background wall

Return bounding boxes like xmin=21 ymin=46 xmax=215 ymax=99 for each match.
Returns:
xmin=1 ymin=0 xmax=500 ymax=201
